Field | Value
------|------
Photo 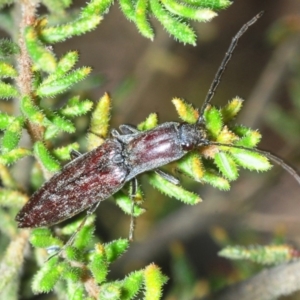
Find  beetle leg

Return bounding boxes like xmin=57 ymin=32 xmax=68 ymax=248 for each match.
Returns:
xmin=119 ymin=124 xmax=139 ymax=134
xmin=66 ymin=201 xmax=101 ymax=245
xmin=129 ymin=177 xmax=138 ymax=241
xmin=111 ymin=129 xmax=120 ymax=137
xmin=155 ymin=169 xmax=180 ymax=185
xmin=46 ymin=201 xmax=101 ymax=261
xmin=70 ymin=149 xmax=82 ymax=159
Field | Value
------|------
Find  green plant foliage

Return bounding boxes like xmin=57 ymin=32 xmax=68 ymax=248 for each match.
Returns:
xmin=119 ymin=0 xmax=136 ymax=21
xmin=0 ymin=112 xmax=13 ymax=129
xmin=0 ymin=164 xmax=17 ymax=190
xmin=229 ymin=148 xmax=272 ymax=171
xmin=137 ymin=97 xmax=270 ymax=199
xmin=119 ymin=0 xmax=232 ymax=44
xmin=47 ymin=113 xmax=76 ymax=133
xmin=43 ymin=124 xmax=59 ymax=140
xmin=148 ymin=171 xmax=202 ymax=204
xmin=30 ymin=228 xmax=63 ymax=248
xmin=0 ymin=81 xmax=18 ymax=99
xmin=32 ymin=256 xmax=63 ymax=293
xmin=135 ymin=0 xmax=154 ymax=40
xmin=105 ymin=239 xmax=129 ymax=262
xmin=64 ymin=245 xmax=84 ymax=261
xmin=201 ymin=167 xmax=230 ymax=190
xmin=1 ymin=116 xmax=24 ymax=153
xmin=39 ymin=0 xmax=109 ymax=44
xmin=176 ymin=152 xmax=204 ymax=181
xmin=113 ymin=190 xmax=146 ymax=217
xmin=0 ymin=148 xmax=31 ymax=165
xmin=172 ymin=98 xmax=199 ymax=123
xmin=233 ymin=126 xmax=261 ymax=147
xmin=30 ymin=219 xmax=162 ymax=299
xmin=221 ymin=96 xmax=243 ymax=123
xmin=0 ymin=61 xmax=17 ymax=78
xmin=150 ymin=0 xmax=197 ymax=45
xmin=30 ymin=161 xmax=45 ymax=190
xmin=204 ymin=106 xmax=223 ymax=139
xmin=121 ymin=271 xmax=144 ymax=299
xmin=219 ymin=244 xmax=297 ymax=265
xmin=62 ymin=263 xmax=83 ymax=282
xmin=41 ymin=0 xmax=72 ymax=14
xmin=53 ymin=142 xmax=80 ymax=161
xmin=183 ymin=0 xmax=231 ymax=9
xmin=161 ymin=0 xmax=217 ymax=21
xmin=0 ymin=39 xmax=19 ymax=58
xmin=25 ymin=26 xmax=57 ymax=73
xmin=33 ymin=141 xmax=61 ymax=172
xmin=20 ymin=95 xmax=47 ymax=124
xmin=73 ymin=223 xmax=95 ymax=251
xmin=169 ymin=242 xmax=197 ymax=299
xmin=214 ymin=151 xmax=238 ymax=180
xmin=89 ymin=244 xmax=108 ymax=284
xmin=144 ymin=264 xmax=168 ymax=300
xmin=43 ymin=51 xmax=79 ymax=84
xmin=59 ymin=96 xmax=93 ymax=118
xmin=98 ymin=283 xmax=122 ymax=299
xmin=89 ymin=93 xmax=111 ymax=139
xmin=185 ymin=99 xmax=270 ymax=184
xmin=37 ymin=66 xmax=91 ymax=97
xmin=0 ymin=188 xmax=27 ymax=208
xmin=137 ymin=112 xmax=158 ymax=131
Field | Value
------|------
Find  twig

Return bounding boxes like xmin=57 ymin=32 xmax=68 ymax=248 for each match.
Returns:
xmin=206 ymin=260 xmax=300 ymax=300
xmin=16 ymin=0 xmax=53 ymax=180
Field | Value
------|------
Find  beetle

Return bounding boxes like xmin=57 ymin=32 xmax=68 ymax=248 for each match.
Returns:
xmin=15 ymin=11 xmax=300 ymax=231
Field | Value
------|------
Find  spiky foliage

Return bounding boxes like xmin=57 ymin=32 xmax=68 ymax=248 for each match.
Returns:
xmin=30 ymin=217 xmax=167 ymax=299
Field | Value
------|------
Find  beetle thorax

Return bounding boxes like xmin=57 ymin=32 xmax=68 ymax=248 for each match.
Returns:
xmin=178 ymin=123 xmax=209 ymax=151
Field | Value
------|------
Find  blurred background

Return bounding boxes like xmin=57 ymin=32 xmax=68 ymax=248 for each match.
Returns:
xmin=12 ymin=0 xmax=300 ymax=298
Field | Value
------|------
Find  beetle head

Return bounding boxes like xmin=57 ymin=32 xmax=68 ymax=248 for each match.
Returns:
xmin=178 ymin=123 xmax=209 ymax=151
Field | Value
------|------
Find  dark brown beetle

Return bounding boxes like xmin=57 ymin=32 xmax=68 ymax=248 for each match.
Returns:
xmin=16 ymin=12 xmax=300 ymax=231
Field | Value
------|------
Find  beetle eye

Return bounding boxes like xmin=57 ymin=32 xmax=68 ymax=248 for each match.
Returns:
xmin=112 ymin=154 xmax=123 ymax=163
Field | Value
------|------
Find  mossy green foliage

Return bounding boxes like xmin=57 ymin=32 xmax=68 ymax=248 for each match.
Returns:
xmin=120 ymin=0 xmax=232 ymax=45
xmin=155 ymin=97 xmax=271 ymax=203
xmin=33 ymin=141 xmax=61 ymax=172
xmin=0 ymin=81 xmax=18 ymax=99
xmin=114 ymin=190 xmax=146 ymax=217
xmin=148 ymin=171 xmax=202 ymax=204
xmin=131 ymin=96 xmax=268 ymax=207
xmin=30 ymin=220 xmax=167 ymax=299
xmin=144 ymin=264 xmax=168 ymax=300
xmin=219 ymin=244 xmax=298 ymax=265
xmin=1 ymin=116 xmax=24 ymax=154
xmin=0 ymin=188 xmax=27 ymax=208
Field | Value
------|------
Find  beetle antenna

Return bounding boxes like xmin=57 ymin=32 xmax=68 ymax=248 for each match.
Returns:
xmin=198 ymin=11 xmax=264 ymax=124
xmin=210 ymin=142 xmax=300 ymax=185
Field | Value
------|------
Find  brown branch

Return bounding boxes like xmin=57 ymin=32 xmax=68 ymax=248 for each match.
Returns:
xmin=207 ymin=260 xmax=300 ymax=300
xmin=15 ymin=1 xmax=54 ymax=181
xmin=16 ymin=0 xmax=44 ymax=143
xmin=17 ymin=0 xmax=36 ymax=96
xmin=0 ymin=229 xmax=30 ymax=291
